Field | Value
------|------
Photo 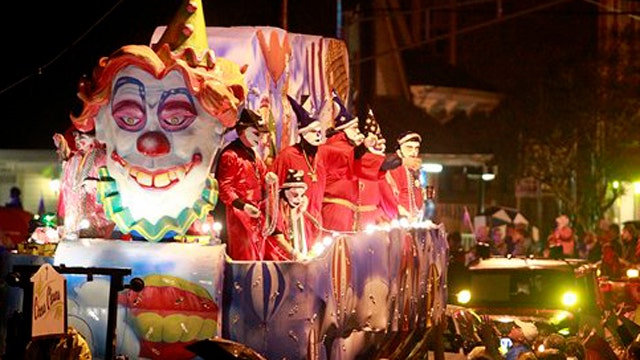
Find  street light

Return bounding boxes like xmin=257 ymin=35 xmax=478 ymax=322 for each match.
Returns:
xmin=465 ymin=165 xmax=496 ymax=215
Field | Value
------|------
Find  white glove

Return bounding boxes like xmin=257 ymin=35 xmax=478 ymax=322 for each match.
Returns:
xmin=363 ymin=133 xmax=378 ymax=148
xmin=265 ymin=171 xmax=278 ymax=184
xmin=243 ymin=203 xmax=261 ymax=218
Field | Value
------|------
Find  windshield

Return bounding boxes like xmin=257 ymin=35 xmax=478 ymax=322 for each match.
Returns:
xmin=467 ymin=269 xmax=578 ymax=308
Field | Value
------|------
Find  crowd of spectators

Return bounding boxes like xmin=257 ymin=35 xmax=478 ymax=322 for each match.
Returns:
xmin=446 ymin=216 xmax=640 ymax=359
xmin=450 ymin=216 xmax=640 ymax=272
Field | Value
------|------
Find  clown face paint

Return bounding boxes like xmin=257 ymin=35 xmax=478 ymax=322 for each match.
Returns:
xmin=399 ymin=140 xmax=421 ymax=158
xmin=284 ymin=186 xmax=307 ymax=208
xmin=300 ymin=122 xmax=323 ymax=146
xmin=95 ymin=66 xmax=225 ymax=224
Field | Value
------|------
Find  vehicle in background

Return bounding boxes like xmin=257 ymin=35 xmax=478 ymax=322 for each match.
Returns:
xmin=447 ymin=256 xmax=602 ymax=337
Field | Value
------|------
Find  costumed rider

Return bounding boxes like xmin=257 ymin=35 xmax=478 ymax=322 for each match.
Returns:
xmin=216 ymin=108 xmax=278 ymax=261
xmin=387 ymin=131 xmax=424 ymax=221
xmin=270 ymin=95 xmax=325 ymax=250
xmin=354 ymin=107 xmax=400 ymax=230
xmin=53 ymin=128 xmax=113 ymax=239
xmin=319 ymin=90 xmax=407 ymax=233
xmin=266 ymin=168 xmax=310 ymax=261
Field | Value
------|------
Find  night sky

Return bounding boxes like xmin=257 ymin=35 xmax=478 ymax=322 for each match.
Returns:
xmin=0 ymin=0 xmax=338 ymax=149
xmin=0 ymin=0 xmax=598 ymax=150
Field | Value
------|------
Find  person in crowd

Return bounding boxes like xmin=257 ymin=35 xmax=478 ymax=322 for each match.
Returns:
xmin=516 ymin=352 xmax=538 ymax=360
xmin=598 ymin=242 xmax=628 ymax=279
xmin=508 ymin=227 xmax=529 ymax=256
xmin=599 ymin=222 xmax=623 ymax=257
xmin=543 ymin=333 xmax=567 ymax=354
xmin=470 ymin=225 xmax=492 ymax=262
xmin=475 ymin=316 xmax=505 ymax=360
xmin=491 ymin=226 xmax=508 ymax=256
xmin=216 ymin=108 xmax=275 ymax=260
xmin=505 ymin=319 xmax=538 ymax=360
xmin=626 ymin=335 xmax=640 ymax=360
xmin=270 ymin=95 xmax=326 ymax=247
xmin=581 ymin=325 xmax=619 ymax=360
xmin=582 ymin=231 xmax=601 ymax=262
xmin=564 ymin=336 xmax=585 ymax=360
xmin=546 ymin=214 xmax=575 ymax=258
xmin=5 ymin=186 xmax=23 ymax=209
xmin=466 ymin=346 xmax=496 ymax=360
xmin=475 ymin=317 xmax=538 ymax=360
xmin=621 ymin=222 xmax=639 ymax=263
xmin=475 ymin=224 xmax=491 ymax=244
xmin=386 ymin=131 xmax=424 ymax=222
xmin=535 ymin=349 xmax=565 ymax=360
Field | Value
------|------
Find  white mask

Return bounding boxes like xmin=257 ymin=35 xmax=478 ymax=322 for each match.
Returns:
xmin=344 ymin=123 xmax=364 ymax=145
xmin=300 ymin=122 xmax=323 ymax=146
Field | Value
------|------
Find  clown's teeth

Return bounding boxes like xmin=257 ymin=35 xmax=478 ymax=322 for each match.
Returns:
xmin=175 ymin=166 xmax=187 ymax=181
xmin=154 ymin=172 xmax=171 ymax=188
xmin=135 ymin=170 xmax=153 ymax=187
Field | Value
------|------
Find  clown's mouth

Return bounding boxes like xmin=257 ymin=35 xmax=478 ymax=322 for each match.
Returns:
xmin=111 ymin=152 xmax=202 ymax=189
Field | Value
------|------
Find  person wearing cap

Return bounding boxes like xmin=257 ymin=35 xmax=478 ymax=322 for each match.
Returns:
xmin=505 ymin=319 xmax=538 ymax=360
xmin=387 ymin=131 xmax=424 ymax=221
xmin=270 ymin=95 xmax=326 ymax=248
xmin=265 ymin=169 xmax=310 ymax=260
xmin=216 ymin=108 xmax=275 ymax=260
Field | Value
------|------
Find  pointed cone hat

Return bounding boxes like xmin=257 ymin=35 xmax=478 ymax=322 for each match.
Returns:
xmin=287 ymin=95 xmax=319 ymax=133
xmin=331 ymin=89 xmax=357 ymax=131
xmin=362 ymin=106 xmax=382 ymax=138
xmin=153 ymin=0 xmax=215 ymax=69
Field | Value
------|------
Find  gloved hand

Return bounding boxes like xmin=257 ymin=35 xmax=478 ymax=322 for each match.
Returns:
xmin=363 ymin=133 xmax=378 ymax=148
xmin=243 ymin=203 xmax=261 ymax=218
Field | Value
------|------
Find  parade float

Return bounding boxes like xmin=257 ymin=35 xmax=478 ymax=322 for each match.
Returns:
xmin=1 ymin=1 xmax=449 ymax=359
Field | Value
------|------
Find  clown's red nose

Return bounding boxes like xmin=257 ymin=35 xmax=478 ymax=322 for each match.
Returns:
xmin=137 ymin=131 xmax=171 ymax=157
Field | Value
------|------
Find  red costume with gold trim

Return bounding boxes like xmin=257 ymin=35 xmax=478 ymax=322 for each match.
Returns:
xmin=387 ymin=165 xmax=423 ymax=220
xmin=216 ymin=139 xmax=268 ymax=260
xmin=319 ymin=133 xmax=384 ymax=232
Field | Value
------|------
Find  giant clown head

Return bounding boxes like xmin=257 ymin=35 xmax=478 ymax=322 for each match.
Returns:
xmin=70 ymin=5 xmax=246 ymax=241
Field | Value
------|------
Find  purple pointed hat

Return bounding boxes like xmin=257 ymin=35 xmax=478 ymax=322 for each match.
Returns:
xmin=331 ymin=90 xmax=358 ymax=131
xmin=287 ymin=95 xmax=319 ymax=133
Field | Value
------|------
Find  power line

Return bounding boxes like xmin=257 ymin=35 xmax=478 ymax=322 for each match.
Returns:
xmin=351 ymin=0 xmax=574 ymax=65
